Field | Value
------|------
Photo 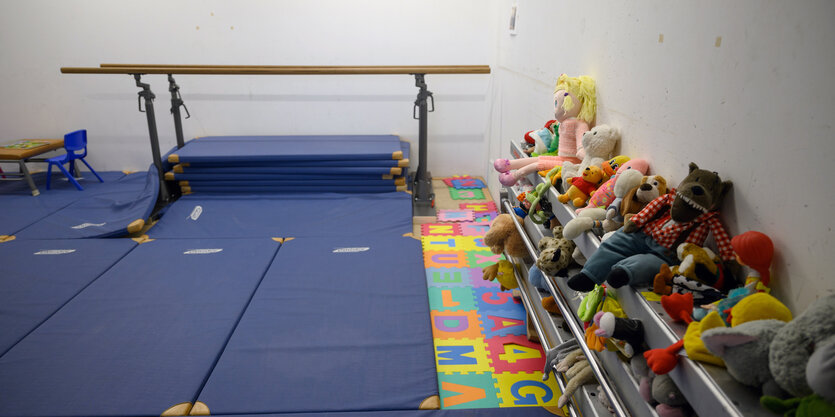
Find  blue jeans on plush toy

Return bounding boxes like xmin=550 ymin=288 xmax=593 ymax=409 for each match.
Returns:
xmin=569 ymin=230 xmax=676 ymax=291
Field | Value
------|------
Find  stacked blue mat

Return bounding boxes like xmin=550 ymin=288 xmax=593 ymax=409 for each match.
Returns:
xmin=164 ymin=135 xmax=411 ymax=194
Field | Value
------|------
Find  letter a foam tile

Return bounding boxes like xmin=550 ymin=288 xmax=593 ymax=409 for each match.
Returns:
xmin=494 ymin=371 xmax=563 ymax=408
xmin=434 ymin=338 xmax=492 ymax=375
xmin=436 ymin=373 xmax=500 ymax=409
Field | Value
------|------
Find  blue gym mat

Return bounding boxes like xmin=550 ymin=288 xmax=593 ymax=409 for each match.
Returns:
xmin=167 ymin=136 xmax=403 ymax=164
xmin=0 ymin=238 xmax=281 ymax=417
xmin=195 ymin=235 xmax=437 ymax=414
xmin=0 ymin=238 xmax=137 ymax=356
xmin=169 ymin=166 xmax=403 ymax=178
xmin=148 ymin=192 xmax=413 ymax=239
xmin=13 ymin=166 xmax=159 ymax=239
xmin=182 ymin=184 xmax=403 ymax=194
xmin=0 ymin=171 xmax=144 ymax=237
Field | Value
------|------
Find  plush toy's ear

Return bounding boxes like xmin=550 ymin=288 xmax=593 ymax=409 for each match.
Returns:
xmin=701 ymin=329 xmax=759 ymax=357
xmin=689 ymin=162 xmax=699 ymax=173
xmin=717 ymin=180 xmax=733 ymax=204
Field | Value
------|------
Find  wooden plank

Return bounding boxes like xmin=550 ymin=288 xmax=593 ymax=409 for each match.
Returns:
xmin=61 ymin=65 xmax=491 ymax=75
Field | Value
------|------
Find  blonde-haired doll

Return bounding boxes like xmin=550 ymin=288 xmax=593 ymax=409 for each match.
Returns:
xmin=495 ymin=74 xmax=597 ymax=186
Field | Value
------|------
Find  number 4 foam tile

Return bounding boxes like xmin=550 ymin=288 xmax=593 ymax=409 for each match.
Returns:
xmin=450 ymin=188 xmax=485 ymax=200
xmin=437 ymin=209 xmax=475 ymax=222
xmin=485 ymin=335 xmax=545 ymax=373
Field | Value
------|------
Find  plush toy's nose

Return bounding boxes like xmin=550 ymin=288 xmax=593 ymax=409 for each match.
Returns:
xmin=551 ymin=249 xmax=562 ymax=262
xmin=640 ymin=183 xmax=653 ymax=191
xmin=691 ymin=185 xmax=704 ymax=196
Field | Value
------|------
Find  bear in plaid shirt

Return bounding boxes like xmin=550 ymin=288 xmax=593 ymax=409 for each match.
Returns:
xmin=568 ymin=163 xmax=733 ymax=292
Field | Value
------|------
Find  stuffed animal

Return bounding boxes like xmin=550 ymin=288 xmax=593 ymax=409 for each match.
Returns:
xmin=644 ymin=292 xmax=793 ymax=376
xmin=536 ymin=226 xmax=577 ymax=277
xmin=482 ymin=259 xmax=518 ymax=291
xmin=560 ymin=124 xmax=620 ymax=184
xmin=524 ymin=119 xmax=559 ymax=155
xmin=702 ymin=294 xmax=835 ymax=399
xmin=567 ymin=162 xmax=734 ymax=292
xmin=558 ymin=165 xmax=605 ymax=208
xmin=577 ymin=157 xmax=647 ymax=214
xmin=483 ymin=213 xmax=528 ymax=259
xmin=608 ymin=174 xmax=669 ymax=227
xmin=593 ymin=311 xmax=645 ymax=358
xmin=554 ymin=349 xmax=596 ymax=408
xmin=562 ymin=168 xmax=650 ymax=241
xmin=494 ymin=74 xmax=597 ymax=186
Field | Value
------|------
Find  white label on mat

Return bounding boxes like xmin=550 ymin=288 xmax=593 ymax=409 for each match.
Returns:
xmin=34 ymin=249 xmax=76 ymax=255
xmin=189 ymin=206 xmax=203 ymax=220
xmin=332 ymin=247 xmax=370 ymax=253
xmin=184 ymin=248 xmax=223 ymax=255
xmin=71 ymin=222 xmax=106 ymax=229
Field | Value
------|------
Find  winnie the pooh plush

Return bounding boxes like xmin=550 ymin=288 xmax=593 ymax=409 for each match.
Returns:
xmin=558 ymin=165 xmax=605 ymax=208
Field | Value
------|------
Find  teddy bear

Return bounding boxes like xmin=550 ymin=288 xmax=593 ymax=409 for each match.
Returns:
xmin=494 ymin=74 xmax=597 ymax=186
xmin=652 ymin=243 xmax=728 ymax=304
xmin=567 ymin=162 xmax=734 ymax=292
xmin=559 ymin=124 xmax=620 ymax=184
xmin=558 ymin=165 xmax=605 ymax=208
xmin=701 ymin=294 xmax=835 ymax=401
xmin=483 ymin=213 xmax=528 ymax=259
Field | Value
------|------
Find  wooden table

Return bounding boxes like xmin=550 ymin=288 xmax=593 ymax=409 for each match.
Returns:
xmin=0 ymin=139 xmax=64 ymax=196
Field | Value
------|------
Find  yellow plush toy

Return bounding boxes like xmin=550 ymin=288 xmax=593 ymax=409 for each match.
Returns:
xmin=558 ymin=165 xmax=605 ymax=207
xmin=673 ymin=243 xmax=719 ymax=282
xmin=481 ymin=259 xmax=518 ymax=291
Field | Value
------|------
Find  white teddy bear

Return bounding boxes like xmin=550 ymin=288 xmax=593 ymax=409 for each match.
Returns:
xmin=561 ymin=124 xmax=620 ymax=184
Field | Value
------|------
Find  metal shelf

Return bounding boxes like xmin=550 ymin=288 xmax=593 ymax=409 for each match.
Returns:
xmin=505 ymin=141 xmax=767 ymax=417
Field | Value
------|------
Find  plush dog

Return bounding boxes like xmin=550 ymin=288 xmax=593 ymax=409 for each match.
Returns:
xmin=567 ymin=163 xmax=733 ymax=291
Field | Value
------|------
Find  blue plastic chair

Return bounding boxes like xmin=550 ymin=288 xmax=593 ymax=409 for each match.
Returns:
xmin=46 ymin=129 xmax=103 ymax=190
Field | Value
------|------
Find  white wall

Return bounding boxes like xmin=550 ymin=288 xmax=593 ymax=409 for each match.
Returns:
xmin=0 ymin=0 xmax=495 ymax=176
xmin=485 ymin=0 xmax=835 ymax=313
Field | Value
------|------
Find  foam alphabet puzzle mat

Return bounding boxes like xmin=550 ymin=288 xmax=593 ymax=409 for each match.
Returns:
xmin=422 ymin=178 xmax=564 ymax=409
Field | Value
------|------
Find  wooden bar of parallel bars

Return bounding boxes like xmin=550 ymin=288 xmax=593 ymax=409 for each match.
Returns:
xmin=61 ymin=65 xmax=491 ymax=75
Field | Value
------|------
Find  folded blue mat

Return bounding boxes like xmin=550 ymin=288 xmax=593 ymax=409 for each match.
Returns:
xmin=196 ymin=235 xmax=437 ymax=414
xmin=0 ymin=238 xmax=281 ymax=417
xmin=149 ymin=192 xmax=412 ymax=239
xmin=182 ymin=184 xmax=402 ymax=194
xmin=0 ymin=238 xmax=137 ymax=356
xmin=168 ymin=136 xmax=403 ymax=164
xmin=14 ymin=166 xmax=159 ymax=239
xmin=170 ymin=166 xmax=403 ymax=177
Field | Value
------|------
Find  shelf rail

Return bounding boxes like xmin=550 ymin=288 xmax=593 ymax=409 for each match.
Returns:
xmin=501 ymin=200 xmax=632 ymax=417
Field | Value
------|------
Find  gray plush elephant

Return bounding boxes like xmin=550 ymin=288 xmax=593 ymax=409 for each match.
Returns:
xmin=701 ymin=294 xmax=835 ymax=399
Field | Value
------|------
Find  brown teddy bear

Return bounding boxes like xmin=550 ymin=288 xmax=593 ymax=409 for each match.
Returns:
xmin=483 ymin=213 xmax=528 ymax=259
